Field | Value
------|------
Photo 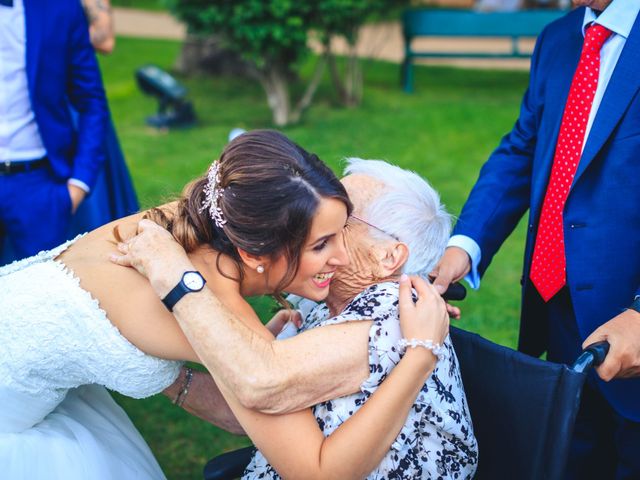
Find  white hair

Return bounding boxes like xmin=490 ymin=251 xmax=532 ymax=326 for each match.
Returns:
xmin=344 ymin=158 xmax=451 ymax=278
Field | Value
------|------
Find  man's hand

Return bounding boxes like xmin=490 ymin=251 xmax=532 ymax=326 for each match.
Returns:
xmin=430 ymin=246 xmax=471 ymax=295
xmin=582 ymin=308 xmax=640 ymax=381
xmin=67 ymin=183 xmax=87 ymax=214
xmin=109 ymin=219 xmax=194 ymax=298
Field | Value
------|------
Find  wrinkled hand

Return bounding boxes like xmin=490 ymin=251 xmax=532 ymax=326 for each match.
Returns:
xmin=582 ymin=308 xmax=640 ymax=381
xmin=265 ymin=310 xmax=303 ymax=337
xmin=398 ymin=274 xmax=449 ymax=346
xmin=67 ymin=183 xmax=87 ymax=214
xmin=430 ymin=247 xmax=471 ymax=296
xmin=109 ymin=219 xmax=193 ymax=298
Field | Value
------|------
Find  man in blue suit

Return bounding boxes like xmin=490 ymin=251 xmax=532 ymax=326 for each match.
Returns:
xmin=431 ymin=0 xmax=640 ymax=476
xmin=0 ymin=0 xmax=108 ymax=261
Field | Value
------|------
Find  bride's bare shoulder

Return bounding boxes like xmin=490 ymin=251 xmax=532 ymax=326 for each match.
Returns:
xmin=54 ymin=208 xmax=199 ymax=362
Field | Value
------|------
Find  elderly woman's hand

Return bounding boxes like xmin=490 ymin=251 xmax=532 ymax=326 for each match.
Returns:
xmin=398 ymin=274 xmax=449 ymax=346
xmin=265 ymin=309 xmax=303 ymax=337
xmin=109 ymin=219 xmax=194 ymax=298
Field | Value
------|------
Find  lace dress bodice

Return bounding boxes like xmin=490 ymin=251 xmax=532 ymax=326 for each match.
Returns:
xmin=0 ymin=238 xmax=181 ymax=432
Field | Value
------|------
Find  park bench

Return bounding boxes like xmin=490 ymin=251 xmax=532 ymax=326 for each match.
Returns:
xmin=401 ymin=9 xmax=567 ymax=92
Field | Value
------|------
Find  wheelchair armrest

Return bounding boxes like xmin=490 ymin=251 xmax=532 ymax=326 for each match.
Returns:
xmin=203 ymin=446 xmax=256 ymax=480
xmin=571 ymin=340 xmax=610 ymax=373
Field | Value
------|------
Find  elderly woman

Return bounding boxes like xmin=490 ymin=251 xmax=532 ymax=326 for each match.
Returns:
xmin=242 ymin=158 xmax=478 ymax=479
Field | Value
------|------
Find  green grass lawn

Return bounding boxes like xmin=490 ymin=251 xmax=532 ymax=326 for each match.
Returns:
xmin=103 ymin=36 xmax=530 ymax=479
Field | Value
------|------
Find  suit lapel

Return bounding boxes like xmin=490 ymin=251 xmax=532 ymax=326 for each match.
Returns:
xmin=572 ymin=14 xmax=640 ymax=189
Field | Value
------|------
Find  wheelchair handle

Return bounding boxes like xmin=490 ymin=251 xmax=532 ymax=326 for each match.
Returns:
xmin=442 ymin=282 xmax=467 ymax=301
xmin=572 ymin=340 xmax=610 ymax=373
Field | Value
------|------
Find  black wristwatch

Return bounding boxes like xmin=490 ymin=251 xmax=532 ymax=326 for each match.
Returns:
xmin=630 ymin=296 xmax=640 ymax=315
xmin=161 ymin=271 xmax=206 ymax=312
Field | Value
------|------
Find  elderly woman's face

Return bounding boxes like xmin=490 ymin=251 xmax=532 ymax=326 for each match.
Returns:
xmin=331 ymin=174 xmax=388 ymax=289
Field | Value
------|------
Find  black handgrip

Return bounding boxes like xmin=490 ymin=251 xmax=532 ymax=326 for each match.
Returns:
xmin=572 ymin=340 xmax=610 ymax=373
xmin=583 ymin=340 xmax=610 ymax=367
xmin=442 ymin=282 xmax=467 ymax=301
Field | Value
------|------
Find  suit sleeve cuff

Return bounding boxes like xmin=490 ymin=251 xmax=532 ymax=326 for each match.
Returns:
xmin=67 ymin=178 xmax=91 ymax=193
xmin=447 ymin=235 xmax=481 ymax=290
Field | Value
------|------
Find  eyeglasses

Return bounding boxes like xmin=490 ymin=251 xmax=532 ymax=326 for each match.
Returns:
xmin=349 ymin=214 xmax=401 ymax=242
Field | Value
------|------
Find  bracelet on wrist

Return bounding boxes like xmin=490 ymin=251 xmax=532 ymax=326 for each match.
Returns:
xmin=397 ymin=338 xmax=446 ymax=362
xmin=173 ymin=366 xmax=193 ymax=407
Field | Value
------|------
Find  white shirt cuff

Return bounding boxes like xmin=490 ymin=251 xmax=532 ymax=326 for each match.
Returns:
xmin=67 ymin=178 xmax=90 ymax=193
xmin=447 ymin=235 xmax=481 ymax=290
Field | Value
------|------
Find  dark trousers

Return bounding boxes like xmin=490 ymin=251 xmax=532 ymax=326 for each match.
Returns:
xmin=0 ymin=167 xmax=72 ymax=263
xmin=545 ymin=287 xmax=640 ymax=480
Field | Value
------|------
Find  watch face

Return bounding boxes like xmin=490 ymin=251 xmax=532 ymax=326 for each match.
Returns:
xmin=183 ymin=272 xmax=205 ymax=291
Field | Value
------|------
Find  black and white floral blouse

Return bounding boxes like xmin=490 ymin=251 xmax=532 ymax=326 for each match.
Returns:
xmin=243 ymin=282 xmax=478 ymax=479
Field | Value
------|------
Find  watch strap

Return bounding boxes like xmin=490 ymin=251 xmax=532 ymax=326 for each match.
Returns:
xmin=161 ymin=271 xmax=205 ymax=312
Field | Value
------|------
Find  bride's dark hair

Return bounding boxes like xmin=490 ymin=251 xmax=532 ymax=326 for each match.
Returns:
xmin=145 ymin=129 xmax=352 ymax=299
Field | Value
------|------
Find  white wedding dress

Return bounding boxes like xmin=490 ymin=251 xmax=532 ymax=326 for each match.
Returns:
xmin=0 ymin=238 xmax=181 ymax=479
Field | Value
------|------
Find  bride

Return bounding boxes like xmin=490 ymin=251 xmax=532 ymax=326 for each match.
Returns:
xmin=0 ymin=130 xmax=448 ymax=479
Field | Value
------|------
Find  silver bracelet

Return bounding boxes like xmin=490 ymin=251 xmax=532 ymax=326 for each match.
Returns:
xmin=397 ymin=338 xmax=446 ymax=362
xmin=173 ymin=366 xmax=193 ymax=407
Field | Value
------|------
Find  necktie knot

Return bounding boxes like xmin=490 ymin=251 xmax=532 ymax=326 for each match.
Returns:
xmin=584 ymin=24 xmax=613 ymax=52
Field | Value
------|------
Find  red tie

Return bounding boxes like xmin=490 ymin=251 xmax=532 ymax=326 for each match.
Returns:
xmin=530 ymin=24 xmax=612 ymax=302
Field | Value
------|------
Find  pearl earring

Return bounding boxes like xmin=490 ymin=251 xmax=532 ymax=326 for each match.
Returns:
xmin=256 ymin=265 xmax=265 ymax=274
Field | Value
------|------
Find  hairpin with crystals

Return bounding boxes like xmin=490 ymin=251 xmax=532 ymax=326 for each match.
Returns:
xmin=199 ymin=161 xmax=227 ymax=228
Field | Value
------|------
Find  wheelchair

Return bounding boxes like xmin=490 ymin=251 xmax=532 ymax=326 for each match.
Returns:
xmin=203 ymin=297 xmax=609 ymax=479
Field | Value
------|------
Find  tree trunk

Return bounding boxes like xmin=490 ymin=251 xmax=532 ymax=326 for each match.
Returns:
xmin=290 ymin=54 xmax=328 ymax=124
xmin=326 ymin=40 xmax=348 ymax=105
xmin=253 ymin=63 xmax=292 ymax=126
xmin=344 ymin=43 xmax=363 ymax=108
xmin=326 ymin=34 xmax=363 ymax=108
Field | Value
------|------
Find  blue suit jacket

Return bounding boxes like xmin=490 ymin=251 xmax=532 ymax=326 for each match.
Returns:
xmin=453 ymin=8 xmax=640 ymax=419
xmin=23 ymin=0 xmax=108 ymax=189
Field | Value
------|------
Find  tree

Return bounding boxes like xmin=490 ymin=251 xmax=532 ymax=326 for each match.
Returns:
xmin=312 ymin=0 xmax=408 ymax=107
xmin=166 ymin=0 xmax=323 ymax=126
xmin=166 ymin=0 xmax=408 ymax=124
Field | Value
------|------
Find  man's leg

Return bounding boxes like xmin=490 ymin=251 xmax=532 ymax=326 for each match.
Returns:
xmin=614 ymin=412 xmax=640 ymax=480
xmin=2 ymin=169 xmax=72 ymax=260
xmin=545 ymin=287 xmax=617 ymax=479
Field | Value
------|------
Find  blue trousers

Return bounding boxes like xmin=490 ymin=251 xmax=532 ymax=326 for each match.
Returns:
xmin=545 ymin=287 xmax=640 ymax=479
xmin=0 ymin=167 xmax=72 ymax=262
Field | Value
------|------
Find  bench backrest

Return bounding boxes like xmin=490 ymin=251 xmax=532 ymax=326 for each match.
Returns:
xmin=403 ymin=9 xmax=566 ymax=38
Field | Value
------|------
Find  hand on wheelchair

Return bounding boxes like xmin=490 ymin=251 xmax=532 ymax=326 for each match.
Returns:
xmin=583 ymin=308 xmax=640 ymax=381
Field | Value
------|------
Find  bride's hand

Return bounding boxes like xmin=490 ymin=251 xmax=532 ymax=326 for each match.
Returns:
xmin=110 ymin=219 xmax=194 ymax=298
xmin=398 ymin=274 xmax=449 ymax=348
